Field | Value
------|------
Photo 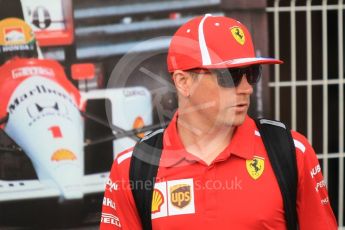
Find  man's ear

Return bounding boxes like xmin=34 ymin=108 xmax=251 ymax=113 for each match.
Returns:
xmin=172 ymin=70 xmax=193 ymax=98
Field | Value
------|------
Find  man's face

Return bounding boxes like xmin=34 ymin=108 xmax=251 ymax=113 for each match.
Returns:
xmin=186 ymin=69 xmax=254 ymax=128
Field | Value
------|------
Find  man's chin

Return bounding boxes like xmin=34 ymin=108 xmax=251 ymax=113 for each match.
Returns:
xmin=218 ymin=113 xmax=247 ymax=127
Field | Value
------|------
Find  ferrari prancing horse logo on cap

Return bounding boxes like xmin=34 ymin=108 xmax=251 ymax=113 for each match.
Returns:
xmin=230 ymin=26 xmax=245 ymax=45
xmin=246 ymin=156 xmax=265 ymax=180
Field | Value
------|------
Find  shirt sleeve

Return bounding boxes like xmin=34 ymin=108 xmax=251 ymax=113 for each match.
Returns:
xmin=100 ymin=150 xmax=142 ymax=230
xmin=292 ymin=131 xmax=338 ymax=229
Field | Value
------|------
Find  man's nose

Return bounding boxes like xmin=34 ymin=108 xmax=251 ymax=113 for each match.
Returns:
xmin=236 ymin=75 xmax=254 ymax=94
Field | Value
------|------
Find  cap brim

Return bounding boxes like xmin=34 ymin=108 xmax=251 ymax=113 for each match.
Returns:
xmin=202 ymin=57 xmax=283 ymax=69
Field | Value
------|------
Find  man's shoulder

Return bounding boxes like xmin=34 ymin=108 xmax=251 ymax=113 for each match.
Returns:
xmin=290 ymin=130 xmax=311 ymax=155
xmin=139 ymin=128 xmax=165 ymax=144
xmin=111 ymin=147 xmax=134 ymax=178
xmin=115 ymin=147 xmax=134 ymax=165
xmin=253 ymin=117 xmax=310 ymax=155
xmin=111 ymin=128 xmax=166 ymax=172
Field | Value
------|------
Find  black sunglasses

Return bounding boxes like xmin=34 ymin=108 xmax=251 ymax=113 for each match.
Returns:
xmin=212 ymin=65 xmax=262 ymax=88
xmin=189 ymin=65 xmax=262 ymax=88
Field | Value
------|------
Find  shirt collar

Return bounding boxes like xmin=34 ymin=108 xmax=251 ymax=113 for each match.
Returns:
xmin=228 ymin=115 xmax=256 ymax=160
xmin=160 ymin=112 xmax=256 ymax=167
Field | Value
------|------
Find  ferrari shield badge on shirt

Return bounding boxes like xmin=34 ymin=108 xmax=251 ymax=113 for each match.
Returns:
xmin=230 ymin=26 xmax=245 ymax=45
xmin=246 ymin=156 xmax=265 ymax=180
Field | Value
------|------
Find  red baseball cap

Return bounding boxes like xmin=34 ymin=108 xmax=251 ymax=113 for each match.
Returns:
xmin=167 ymin=14 xmax=282 ymax=72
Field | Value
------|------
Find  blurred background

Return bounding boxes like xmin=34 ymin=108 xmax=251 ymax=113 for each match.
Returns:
xmin=0 ymin=0 xmax=344 ymax=229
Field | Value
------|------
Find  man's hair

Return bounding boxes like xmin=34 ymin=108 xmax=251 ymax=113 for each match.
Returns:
xmin=187 ymin=71 xmax=199 ymax=79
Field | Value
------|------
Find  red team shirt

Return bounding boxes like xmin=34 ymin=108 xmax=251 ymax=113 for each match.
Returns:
xmin=100 ymin=113 xmax=337 ymax=229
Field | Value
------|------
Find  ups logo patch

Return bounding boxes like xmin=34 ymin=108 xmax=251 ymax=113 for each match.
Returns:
xmin=170 ymin=184 xmax=191 ymax=209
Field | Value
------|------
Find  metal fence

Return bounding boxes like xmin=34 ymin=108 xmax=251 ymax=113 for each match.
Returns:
xmin=266 ymin=0 xmax=344 ymax=227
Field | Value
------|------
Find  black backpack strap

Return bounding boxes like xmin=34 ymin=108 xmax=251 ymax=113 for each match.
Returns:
xmin=129 ymin=129 xmax=164 ymax=230
xmin=255 ymin=119 xmax=298 ymax=230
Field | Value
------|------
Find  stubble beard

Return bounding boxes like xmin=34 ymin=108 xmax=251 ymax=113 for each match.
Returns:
xmin=216 ymin=107 xmax=248 ymax=128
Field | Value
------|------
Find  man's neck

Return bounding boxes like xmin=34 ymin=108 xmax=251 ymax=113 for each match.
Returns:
xmin=176 ymin=113 xmax=236 ymax=165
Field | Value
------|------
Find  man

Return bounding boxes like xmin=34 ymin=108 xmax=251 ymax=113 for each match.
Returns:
xmin=100 ymin=15 xmax=337 ymax=229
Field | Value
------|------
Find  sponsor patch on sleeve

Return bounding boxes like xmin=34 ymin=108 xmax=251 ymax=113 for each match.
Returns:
xmin=103 ymin=197 xmax=116 ymax=210
xmin=310 ymin=164 xmax=321 ymax=179
xmin=105 ymin=178 xmax=118 ymax=193
xmin=101 ymin=212 xmax=121 ymax=227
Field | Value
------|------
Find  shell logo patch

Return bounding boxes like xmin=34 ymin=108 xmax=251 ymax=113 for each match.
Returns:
xmin=152 ymin=188 xmax=164 ymax=214
xmin=246 ymin=156 xmax=265 ymax=180
xmin=230 ymin=26 xmax=245 ymax=45
xmin=51 ymin=149 xmax=77 ymax=161
xmin=151 ymin=181 xmax=168 ymax=219
xmin=170 ymin=184 xmax=191 ymax=209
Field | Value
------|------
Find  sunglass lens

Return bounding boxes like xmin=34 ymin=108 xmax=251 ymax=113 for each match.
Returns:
xmin=247 ymin=65 xmax=262 ymax=84
xmin=217 ymin=70 xmax=235 ymax=87
xmin=214 ymin=65 xmax=262 ymax=88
